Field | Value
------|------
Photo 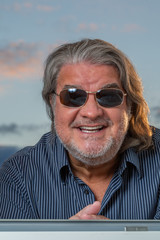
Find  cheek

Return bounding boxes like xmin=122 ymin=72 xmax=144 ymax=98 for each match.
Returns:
xmin=106 ymin=108 xmax=129 ymax=131
xmin=54 ymin=103 xmax=79 ymax=127
xmin=106 ymin=109 xmax=122 ymax=123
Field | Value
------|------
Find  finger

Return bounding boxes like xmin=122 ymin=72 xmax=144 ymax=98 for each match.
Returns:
xmin=69 ymin=201 xmax=101 ymax=220
xmin=83 ymin=201 xmax=101 ymax=216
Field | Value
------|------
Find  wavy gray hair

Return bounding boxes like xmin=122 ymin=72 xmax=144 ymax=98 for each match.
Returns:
xmin=42 ymin=39 xmax=152 ymax=152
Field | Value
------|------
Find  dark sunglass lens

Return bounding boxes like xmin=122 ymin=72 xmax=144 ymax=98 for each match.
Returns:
xmin=60 ymin=88 xmax=87 ymax=107
xmin=96 ymin=89 xmax=123 ymax=107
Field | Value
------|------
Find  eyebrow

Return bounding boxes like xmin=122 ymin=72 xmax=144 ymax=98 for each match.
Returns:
xmin=62 ymin=83 xmax=121 ymax=90
xmin=102 ymin=83 xmax=121 ymax=89
xmin=62 ymin=84 xmax=82 ymax=89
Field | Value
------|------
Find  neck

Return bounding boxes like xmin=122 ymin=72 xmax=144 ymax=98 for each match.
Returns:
xmin=69 ymin=154 xmax=119 ymax=182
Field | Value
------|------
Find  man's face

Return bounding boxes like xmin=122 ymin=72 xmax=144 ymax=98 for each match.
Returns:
xmin=52 ymin=62 xmax=130 ymax=166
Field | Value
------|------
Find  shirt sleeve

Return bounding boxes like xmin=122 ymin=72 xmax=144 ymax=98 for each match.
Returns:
xmin=0 ymin=158 xmax=36 ymax=219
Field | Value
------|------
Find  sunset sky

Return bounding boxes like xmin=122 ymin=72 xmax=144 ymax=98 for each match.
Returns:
xmin=0 ymin=0 xmax=160 ymax=148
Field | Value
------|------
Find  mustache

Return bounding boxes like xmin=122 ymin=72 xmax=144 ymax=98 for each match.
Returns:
xmin=70 ymin=118 xmax=113 ymax=128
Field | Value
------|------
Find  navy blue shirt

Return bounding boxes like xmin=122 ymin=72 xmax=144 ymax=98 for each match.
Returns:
xmin=0 ymin=128 xmax=160 ymax=219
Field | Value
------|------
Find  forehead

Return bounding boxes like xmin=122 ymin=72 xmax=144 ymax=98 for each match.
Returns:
xmin=56 ymin=62 xmax=121 ymax=90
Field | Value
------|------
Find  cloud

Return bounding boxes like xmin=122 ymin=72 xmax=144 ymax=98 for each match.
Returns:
xmin=0 ymin=2 xmax=58 ymax=12
xmin=0 ymin=40 xmax=65 ymax=81
xmin=13 ymin=2 xmax=22 ymax=11
xmin=0 ymin=123 xmax=48 ymax=135
xmin=0 ymin=41 xmax=43 ymax=80
xmin=37 ymin=5 xmax=56 ymax=12
xmin=23 ymin=2 xmax=33 ymax=9
xmin=1 ymin=2 xmax=33 ymax=11
xmin=46 ymin=41 xmax=66 ymax=54
xmin=0 ymin=123 xmax=19 ymax=135
xmin=77 ymin=23 xmax=99 ymax=32
xmin=121 ymin=24 xmax=145 ymax=33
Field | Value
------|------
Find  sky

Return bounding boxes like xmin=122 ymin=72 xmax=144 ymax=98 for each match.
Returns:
xmin=0 ymin=0 xmax=160 ymax=150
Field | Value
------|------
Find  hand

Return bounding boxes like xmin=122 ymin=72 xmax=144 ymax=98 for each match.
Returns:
xmin=69 ymin=201 xmax=108 ymax=220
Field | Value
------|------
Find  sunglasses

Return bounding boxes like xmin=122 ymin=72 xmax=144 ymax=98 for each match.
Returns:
xmin=53 ymin=87 xmax=127 ymax=108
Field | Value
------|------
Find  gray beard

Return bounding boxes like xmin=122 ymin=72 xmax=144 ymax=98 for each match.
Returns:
xmin=59 ymin=136 xmax=117 ymax=166
xmin=54 ymin=122 xmax=127 ymax=167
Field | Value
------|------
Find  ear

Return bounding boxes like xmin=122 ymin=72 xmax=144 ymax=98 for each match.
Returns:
xmin=49 ymin=94 xmax=56 ymax=109
xmin=127 ymin=105 xmax=132 ymax=121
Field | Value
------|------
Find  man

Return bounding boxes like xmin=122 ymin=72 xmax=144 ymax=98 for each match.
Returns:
xmin=0 ymin=39 xmax=160 ymax=219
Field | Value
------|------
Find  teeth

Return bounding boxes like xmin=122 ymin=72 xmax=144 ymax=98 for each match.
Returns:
xmin=80 ymin=126 xmax=103 ymax=133
xmin=80 ymin=126 xmax=103 ymax=130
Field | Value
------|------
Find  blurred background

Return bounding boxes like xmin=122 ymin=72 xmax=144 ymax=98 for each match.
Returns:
xmin=0 ymin=0 xmax=160 ymax=165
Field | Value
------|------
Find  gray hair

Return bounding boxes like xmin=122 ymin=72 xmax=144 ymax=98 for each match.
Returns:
xmin=42 ymin=38 xmax=152 ymax=152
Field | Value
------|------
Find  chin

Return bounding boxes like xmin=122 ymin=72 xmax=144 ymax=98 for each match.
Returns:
xmin=64 ymin=138 xmax=118 ymax=166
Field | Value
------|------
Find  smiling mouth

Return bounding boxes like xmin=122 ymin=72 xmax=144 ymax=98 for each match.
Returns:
xmin=79 ymin=125 xmax=105 ymax=133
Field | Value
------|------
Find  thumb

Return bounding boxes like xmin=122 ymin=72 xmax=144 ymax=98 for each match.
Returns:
xmin=84 ymin=201 xmax=101 ymax=215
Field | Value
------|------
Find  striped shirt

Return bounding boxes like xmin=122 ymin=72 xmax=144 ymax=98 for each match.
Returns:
xmin=0 ymin=128 xmax=160 ymax=219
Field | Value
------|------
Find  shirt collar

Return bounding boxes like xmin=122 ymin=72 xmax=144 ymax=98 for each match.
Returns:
xmin=54 ymin=136 xmax=72 ymax=183
xmin=118 ymin=148 xmax=141 ymax=177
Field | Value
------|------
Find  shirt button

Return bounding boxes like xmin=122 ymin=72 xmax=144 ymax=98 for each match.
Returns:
xmin=84 ymin=189 xmax=89 ymax=195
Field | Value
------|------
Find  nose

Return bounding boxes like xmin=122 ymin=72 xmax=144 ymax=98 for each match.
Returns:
xmin=79 ymin=94 xmax=104 ymax=120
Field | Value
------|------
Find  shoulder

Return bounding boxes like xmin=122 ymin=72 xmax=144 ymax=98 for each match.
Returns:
xmin=9 ymin=131 xmax=54 ymax=158
xmin=137 ymin=127 xmax=160 ymax=169
xmin=152 ymin=127 xmax=160 ymax=145
xmin=0 ymin=132 xmax=56 ymax=178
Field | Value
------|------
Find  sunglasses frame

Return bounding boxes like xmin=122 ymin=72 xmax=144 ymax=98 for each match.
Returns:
xmin=53 ymin=87 xmax=127 ymax=108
